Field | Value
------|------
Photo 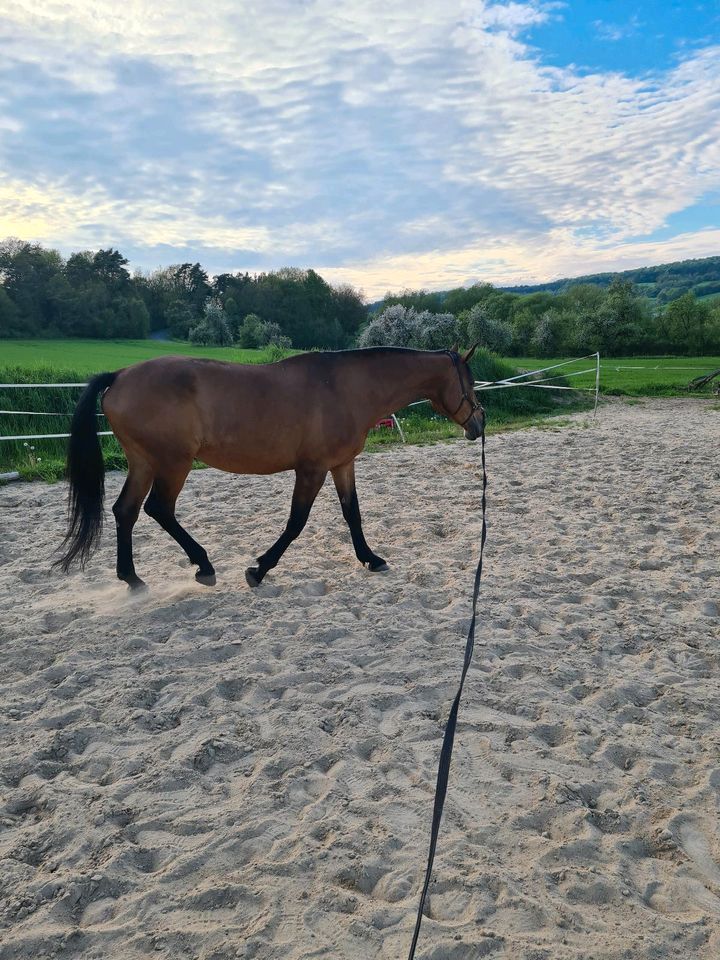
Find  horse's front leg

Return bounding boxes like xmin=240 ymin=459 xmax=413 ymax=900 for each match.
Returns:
xmin=245 ymin=466 xmax=327 ymax=587
xmin=331 ymin=461 xmax=388 ymax=572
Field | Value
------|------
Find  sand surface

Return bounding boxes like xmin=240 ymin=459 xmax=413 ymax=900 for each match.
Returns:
xmin=0 ymin=398 xmax=718 ymax=960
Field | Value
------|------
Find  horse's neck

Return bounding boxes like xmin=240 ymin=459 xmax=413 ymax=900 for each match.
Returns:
xmin=369 ymin=352 xmax=444 ymax=418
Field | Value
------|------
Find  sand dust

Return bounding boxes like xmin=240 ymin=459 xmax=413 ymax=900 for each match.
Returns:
xmin=0 ymin=397 xmax=718 ymax=959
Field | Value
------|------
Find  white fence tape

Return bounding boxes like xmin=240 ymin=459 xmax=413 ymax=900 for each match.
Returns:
xmin=476 ymin=365 xmax=598 ymax=389
xmin=0 ymin=382 xmax=87 ymax=388
xmin=408 ymin=352 xmax=601 ymax=416
xmin=608 ymin=364 xmax=709 ymax=371
xmin=476 ymin=352 xmax=600 ymax=388
xmin=479 ymin=382 xmax=594 ymax=391
xmin=0 ymin=410 xmax=104 ymax=416
xmin=1 ymin=431 xmax=114 ymax=442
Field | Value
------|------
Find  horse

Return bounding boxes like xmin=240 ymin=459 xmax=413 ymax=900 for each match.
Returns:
xmin=56 ymin=345 xmax=484 ymax=591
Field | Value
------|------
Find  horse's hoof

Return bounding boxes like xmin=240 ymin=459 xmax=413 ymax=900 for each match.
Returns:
xmin=128 ymin=578 xmax=148 ymax=593
xmin=369 ymin=561 xmax=389 ymax=573
xmin=195 ymin=571 xmax=217 ymax=586
xmin=245 ymin=567 xmax=262 ymax=588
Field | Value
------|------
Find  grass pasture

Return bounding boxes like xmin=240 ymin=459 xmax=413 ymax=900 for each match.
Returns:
xmin=0 ymin=338 xmax=283 ymax=373
xmin=514 ymin=355 xmax=720 ymax=396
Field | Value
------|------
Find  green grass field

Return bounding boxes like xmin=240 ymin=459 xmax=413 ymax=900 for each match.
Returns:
xmin=1 ymin=340 xmax=717 ymax=481
xmin=2 ymin=341 xmax=715 ymax=393
xmin=514 ymin=355 xmax=720 ymax=396
xmin=0 ymin=338 xmax=282 ymax=373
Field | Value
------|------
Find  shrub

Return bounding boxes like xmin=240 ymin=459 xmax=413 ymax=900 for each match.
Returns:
xmin=189 ymin=301 xmax=233 ymax=346
xmin=234 ymin=312 xmax=264 ymax=348
xmin=530 ymin=311 xmax=564 ymax=357
xmin=465 ymin=303 xmax=513 ymax=354
xmin=358 ymin=304 xmax=461 ymax=350
xmin=235 ymin=313 xmax=292 ymax=348
xmin=260 ymin=321 xmax=292 ymax=348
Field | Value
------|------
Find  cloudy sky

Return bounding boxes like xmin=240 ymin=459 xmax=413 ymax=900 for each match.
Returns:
xmin=0 ymin=1 xmax=719 ymax=296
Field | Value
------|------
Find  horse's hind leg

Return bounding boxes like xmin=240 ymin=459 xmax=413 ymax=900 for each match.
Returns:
xmin=245 ymin=467 xmax=326 ymax=587
xmin=112 ymin=459 xmax=153 ymax=591
xmin=331 ymin=461 xmax=388 ymax=572
xmin=143 ymin=464 xmax=216 ymax=586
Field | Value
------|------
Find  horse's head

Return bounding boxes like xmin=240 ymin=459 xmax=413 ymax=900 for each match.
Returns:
xmin=434 ymin=344 xmax=485 ymax=441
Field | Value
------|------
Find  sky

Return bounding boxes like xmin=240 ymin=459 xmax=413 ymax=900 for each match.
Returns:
xmin=0 ymin=1 xmax=718 ymax=298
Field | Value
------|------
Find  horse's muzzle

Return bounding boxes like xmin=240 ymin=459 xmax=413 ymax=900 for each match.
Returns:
xmin=463 ymin=408 xmax=485 ymax=441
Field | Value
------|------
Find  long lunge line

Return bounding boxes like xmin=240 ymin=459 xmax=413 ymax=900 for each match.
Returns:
xmin=407 ymin=430 xmax=488 ymax=959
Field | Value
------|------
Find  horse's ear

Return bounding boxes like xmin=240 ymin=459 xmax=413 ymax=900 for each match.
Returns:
xmin=450 ymin=342 xmax=459 ymax=354
xmin=462 ymin=342 xmax=479 ymax=363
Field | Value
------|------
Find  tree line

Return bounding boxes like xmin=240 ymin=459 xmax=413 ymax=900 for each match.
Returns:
xmin=1 ymin=238 xmax=718 ymax=355
xmin=366 ymin=279 xmax=720 ymax=356
xmin=0 ymin=240 xmax=366 ymax=349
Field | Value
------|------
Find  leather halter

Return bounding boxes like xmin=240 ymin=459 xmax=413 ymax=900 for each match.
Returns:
xmin=445 ymin=351 xmax=481 ymax=427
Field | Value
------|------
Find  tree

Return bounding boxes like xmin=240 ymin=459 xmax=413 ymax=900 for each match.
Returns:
xmin=509 ymin=308 xmax=536 ymax=355
xmin=661 ymin=292 xmax=712 ymax=354
xmin=357 ymin=304 xmax=460 ymax=350
xmin=358 ymin=304 xmax=421 ymax=347
xmin=123 ymin=298 xmax=150 ymax=338
xmin=591 ymin=279 xmax=648 ymax=355
xmin=172 ymin=262 xmax=212 ymax=317
xmin=235 ymin=313 xmax=291 ymax=348
xmin=134 ymin=266 xmax=182 ymax=332
xmin=0 ymin=286 xmax=23 ymax=336
xmin=0 ymin=239 xmax=64 ymax=334
xmin=416 ymin=311 xmax=460 ymax=350
xmin=247 ymin=268 xmax=347 ymax=348
xmin=91 ymin=248 xmax=131 ymax=290
xmin=377 ymin=288 xmax=446 ymax=314
xmin=261 ymin=321 xmax=292 ymax=348
xmin=235 ymin=313 xmax=266 ymax=348
xmin=443 ymin=283 xmax=495 ymax=316
xmin=332 ymin=283 xmax=367 ymax=343
xmin=704 ymin=304 xmax=720 ymax=353
xmin=189 ymin=301 xmax=233 ymax=345
xmin=530 ymin=311 xmax=564 ymax=357
xmin=166 ymin=300 xmax=196 ymax=339
xmin=465 ymin=303 xmax=512 ymax=354
xmin=65 ymin=251 xmax=98 ymax=288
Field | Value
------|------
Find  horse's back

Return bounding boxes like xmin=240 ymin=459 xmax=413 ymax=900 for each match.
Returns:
xmin=102 ymin=354 xmax=361 ymax=474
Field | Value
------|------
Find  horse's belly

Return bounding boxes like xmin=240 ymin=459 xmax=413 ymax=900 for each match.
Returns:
xmin=198 ymin=442 xmax=295 ymax=475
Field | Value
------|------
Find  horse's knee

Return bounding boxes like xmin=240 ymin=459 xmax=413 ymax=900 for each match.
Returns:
xmin=143 ymin=492 xmax=164 ymax=521
xmin=113 ymin=497 xmax=141 ymax=528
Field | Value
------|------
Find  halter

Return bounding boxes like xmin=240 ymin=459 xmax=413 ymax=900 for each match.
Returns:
xmin=445 ymin=351 xmax=481 ymax=427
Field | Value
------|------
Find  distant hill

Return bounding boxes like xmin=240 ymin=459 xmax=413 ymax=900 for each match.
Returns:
xmin=368 ymin=255 xmax=720 ymax=313
xmin=500 ymin=255 xmax=720 ymax=304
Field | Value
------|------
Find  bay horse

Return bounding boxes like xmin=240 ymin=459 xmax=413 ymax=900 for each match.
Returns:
xmin=57 ymin=346 xmax=484 ymax=590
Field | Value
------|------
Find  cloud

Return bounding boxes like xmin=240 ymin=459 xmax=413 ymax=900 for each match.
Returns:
xmin=593 ymin=17 xmax=642 ymax=43
xmin=0 ymin=1 xmax=718 ymax=296
xmin=318 ymin=227 xmax=720 ymax=294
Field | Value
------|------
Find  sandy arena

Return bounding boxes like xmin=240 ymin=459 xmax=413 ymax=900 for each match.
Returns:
xmin=0 ymin=398 xmax=718 ymax=960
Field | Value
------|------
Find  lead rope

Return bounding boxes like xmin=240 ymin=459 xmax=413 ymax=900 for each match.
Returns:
xmin=407 ymin=429 xmax=488 ymax=960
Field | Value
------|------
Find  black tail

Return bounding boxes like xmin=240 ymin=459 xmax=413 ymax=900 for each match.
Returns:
xmin=55 ymin=371 xmax=118 ymax=572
